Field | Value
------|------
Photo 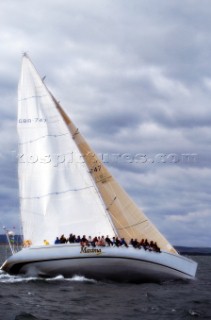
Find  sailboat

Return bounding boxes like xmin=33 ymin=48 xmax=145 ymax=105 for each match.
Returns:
xmin=1 ymin=54 xmax=197 ymax=282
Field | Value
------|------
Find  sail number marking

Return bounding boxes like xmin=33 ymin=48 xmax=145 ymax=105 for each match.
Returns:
xmin=18 ymin=118 xmax=47 ymax=123
xmin=90 ymin=165 xmax=101 ymax=173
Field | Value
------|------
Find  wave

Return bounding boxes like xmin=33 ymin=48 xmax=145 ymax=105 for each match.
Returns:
xmin=0 ymin=270 xmax=96 ymax=283
xmin=0 ymin=270 xmax=39 ymax=283
xmin=65 ymin=275 xmax=96 ymax=283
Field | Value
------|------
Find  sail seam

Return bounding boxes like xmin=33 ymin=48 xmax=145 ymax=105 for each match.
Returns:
xmin=117 ymin=219 xmax=148 ymax=230
xmin=18 ymin=133 xmax=69 ymax=145
xmin=18 ymin=95 xmax=47 ymax=101
xmin=106 ymin=196 xmax=117 ymax=210
xmin=72 ymin=128 xmax=79 ymax=139
xmin=19 ymin=186 xmax=95 ymax=199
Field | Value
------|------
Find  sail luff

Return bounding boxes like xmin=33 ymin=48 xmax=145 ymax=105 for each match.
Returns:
xmin=51 ymin=97 xmax=177 ymax=254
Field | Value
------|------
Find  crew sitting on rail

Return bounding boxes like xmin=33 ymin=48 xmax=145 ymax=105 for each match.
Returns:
xmin=130 ymin=238 xmax=161 ymax=252
xmin=68 ymin=233 xmax=76 ymax=243
xmin=23 ymin=239 xmax=32 ymax=247
xmin=60 ymin=234 xmax=67 ymax=243
xmin=80 ymin=235 xmax=88 ymax=247
xmin=105 ymin=235 xmax=113 ymax=246
xmin=54 ymin=237 xmax=60 ymax=244
xmin=75 ymin=235 xmax=81 ymax=243
xmin=54 ymin=233 xmax=161 ymax=252
xmin=120 ymin=238 xmax=128 ymax=247
xmin=130 ymin=238 xmax=139 ymax=248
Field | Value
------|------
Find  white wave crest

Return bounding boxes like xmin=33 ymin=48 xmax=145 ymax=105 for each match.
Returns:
xmin=47 ymin=274 xmax=96 ymax=283
xmin=68 ymin=275 xmax=96 ymax=283
xmin=0 ymin=270 xmax=96 ymax=283
xmin=46 ymin=274 xmax=65 ymax=281
xmin=0 ymin=270 xmax=38 ymax=283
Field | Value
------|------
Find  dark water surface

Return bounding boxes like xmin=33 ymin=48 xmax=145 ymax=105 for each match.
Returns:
xmin=0 ymin=247 xmax=210 ymax=320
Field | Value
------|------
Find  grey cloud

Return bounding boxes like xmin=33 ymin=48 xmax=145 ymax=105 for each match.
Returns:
xmin=0 ymin=0 xmax=210 ymax=245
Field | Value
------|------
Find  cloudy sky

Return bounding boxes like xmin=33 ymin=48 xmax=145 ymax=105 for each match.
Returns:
xmin=0 ymin=0 xmax=210 ymax=246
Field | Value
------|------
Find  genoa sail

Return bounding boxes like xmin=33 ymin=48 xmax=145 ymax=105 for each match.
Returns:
xmin=53 ymin=99 xmax=177 ymax=254
xmin=18 ymin=54 xmax=177 ymax=254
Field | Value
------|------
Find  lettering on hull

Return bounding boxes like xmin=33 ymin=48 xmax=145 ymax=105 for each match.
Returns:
xmin=80 ymin=246 xmax=102 ymax=255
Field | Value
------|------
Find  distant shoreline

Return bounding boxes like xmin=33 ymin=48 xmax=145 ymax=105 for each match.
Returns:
xmin=175 ymin=246 xmax=211 ymax=256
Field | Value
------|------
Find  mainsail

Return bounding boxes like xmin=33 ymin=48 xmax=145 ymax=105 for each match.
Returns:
xmin=18 ymin=54 xmax=177 ymax=254
xmin=18 ymin=55 xmax=115 ymax=245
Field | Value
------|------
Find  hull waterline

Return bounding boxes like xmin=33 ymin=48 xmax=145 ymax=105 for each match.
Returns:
xmin=1 ymin=244 xmax=197 ymax=282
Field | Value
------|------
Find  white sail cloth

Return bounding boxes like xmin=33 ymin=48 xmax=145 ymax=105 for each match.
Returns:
xmin=18 ymin=56 xmax=115 ymax=245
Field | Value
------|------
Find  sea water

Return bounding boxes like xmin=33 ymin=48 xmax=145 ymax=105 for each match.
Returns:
xmin=0 ymin=246 xmax=210 ymax=320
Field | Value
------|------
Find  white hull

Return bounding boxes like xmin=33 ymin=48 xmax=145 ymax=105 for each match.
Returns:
xmin=1 ymin=244 xmax=197 ymax=282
